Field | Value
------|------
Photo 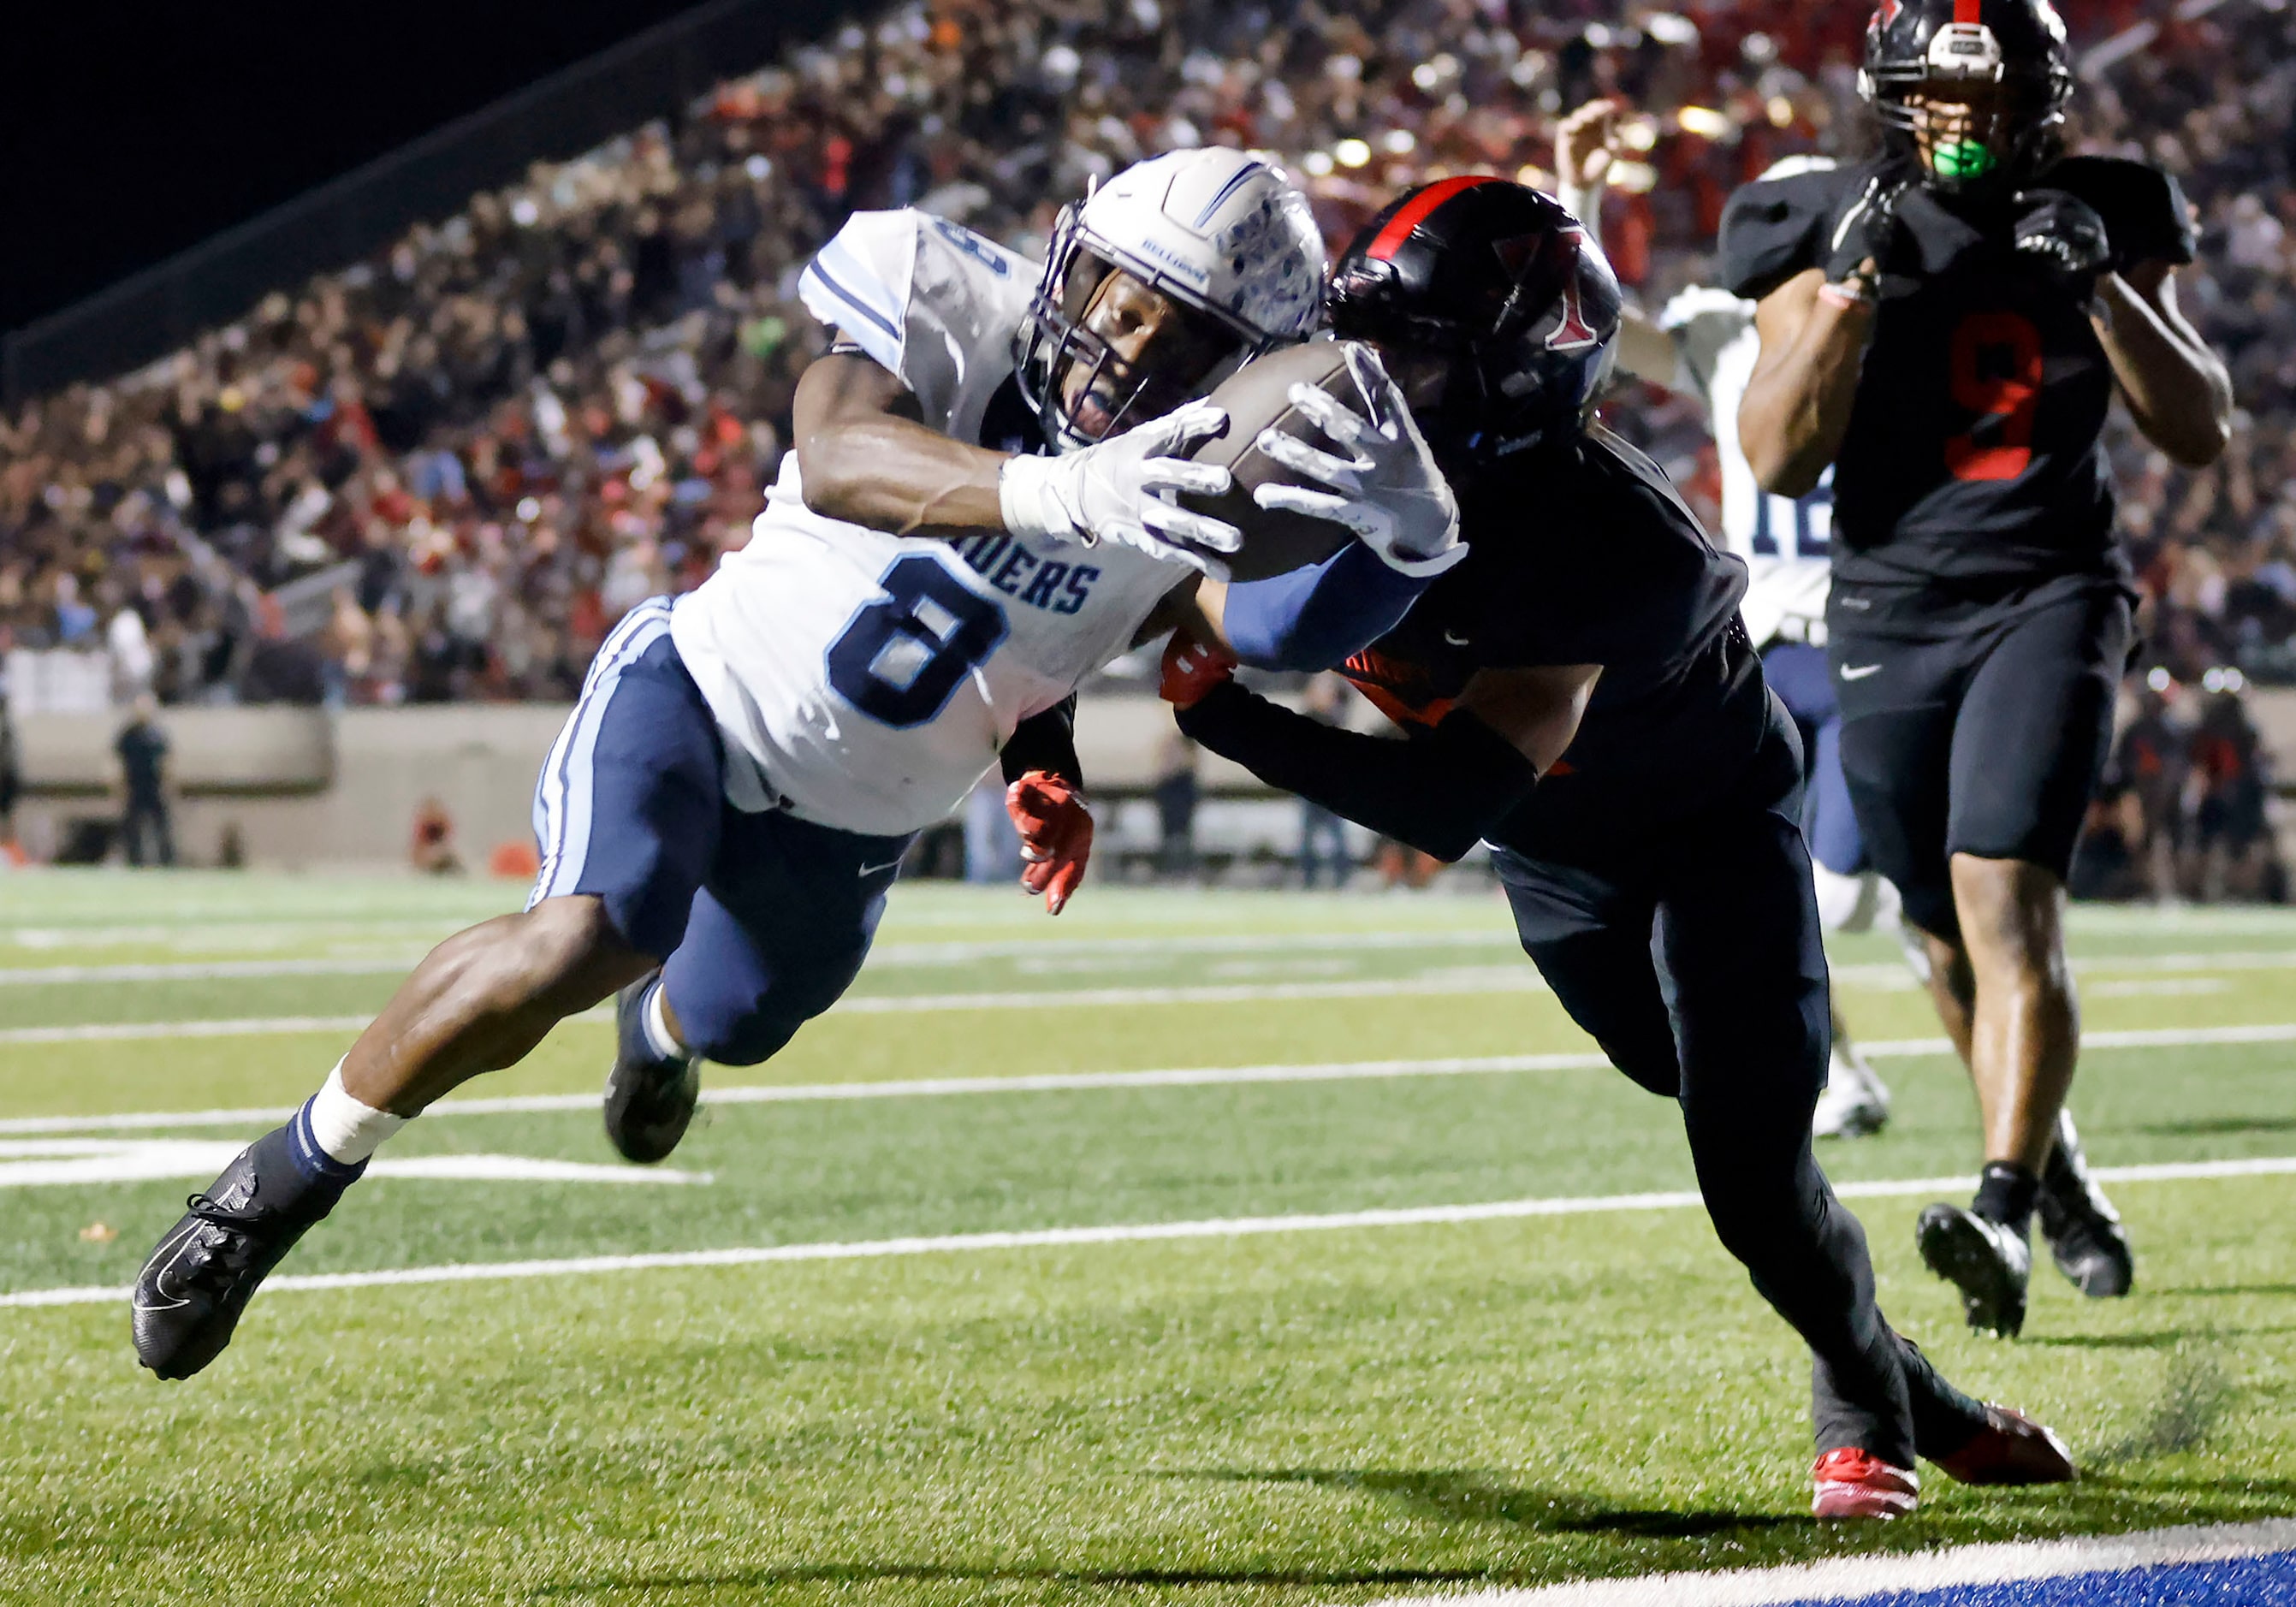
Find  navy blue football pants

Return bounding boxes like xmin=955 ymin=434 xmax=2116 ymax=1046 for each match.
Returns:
xmin=1761 ymin=642 xmax=1868 ymax=878
xmin=1492 ymin=689 xmax=1982 ymax=1466
xmin=526 ymin=598 xmax=911 ymax=1064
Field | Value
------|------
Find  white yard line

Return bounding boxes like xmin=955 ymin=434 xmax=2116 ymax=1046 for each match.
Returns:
xmin=6 ymin=1020 xmax=2293 ymax=1136
xmin=1363 ymin=1517 xmax=2296 ymax=1607
xmin=0 ymin=1138 xmax=707 ymax=1189
xmin=6 ymin=1155 xmax=2292 ymax=1311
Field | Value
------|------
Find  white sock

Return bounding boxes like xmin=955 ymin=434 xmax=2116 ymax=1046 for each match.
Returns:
xmin=306 ymin=1060 xmax=407 ymax=1165
xmin=1812 ymin=863 xmax=1879 ymax=934
xmin=643 ymin=982 xmax=688 ymax=1062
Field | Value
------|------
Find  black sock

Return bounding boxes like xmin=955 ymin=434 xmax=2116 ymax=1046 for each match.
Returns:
xmin=1973 ymin=1162 xmax=2039 ymax=1239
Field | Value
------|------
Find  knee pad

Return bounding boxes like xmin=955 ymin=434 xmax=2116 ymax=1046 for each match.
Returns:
xmin=1812 ymin=863 xmax=1883 ymax=935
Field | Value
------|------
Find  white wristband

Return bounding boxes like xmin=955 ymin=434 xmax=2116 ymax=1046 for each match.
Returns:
xmin=997 ymin=454 xmax=1080 ymax=544
xmin=1382 ymin=539 xmax=1471 ymax=580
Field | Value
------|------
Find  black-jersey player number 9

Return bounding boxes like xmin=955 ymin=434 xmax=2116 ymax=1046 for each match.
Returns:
xmin=828 ymin=554 xmax=1010 ymax=727
xmin=1945 ymin=310 xmax=2045 ymax=483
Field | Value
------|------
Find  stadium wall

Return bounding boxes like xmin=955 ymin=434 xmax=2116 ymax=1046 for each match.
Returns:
xmin=21 ymin=691 xmax=2296 ymax=870
xmin=0 ymin=0 xmax=860 ymax=405
xmin=8 ymin=698 xmax=1342 ymax=869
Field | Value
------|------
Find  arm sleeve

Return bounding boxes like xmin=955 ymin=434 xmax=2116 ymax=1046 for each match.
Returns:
xmin=1220 ymin=542 xmax=1434 ymax=672
xmin=1173 ymin=681 xmax=1538 ymax=862
xmin=1000 ymin=695 xmax=1083 ymax=789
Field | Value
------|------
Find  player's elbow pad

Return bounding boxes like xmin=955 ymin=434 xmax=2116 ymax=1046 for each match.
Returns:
xmin=1221 ymin=543 xmax=1433 ymax=672
xmin=1176 ymin=684 xmax=1537 ymax=863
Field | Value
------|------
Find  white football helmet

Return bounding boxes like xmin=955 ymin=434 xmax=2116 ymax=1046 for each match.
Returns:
xmin=1014 ymin=147 xmax=1326 ymax=452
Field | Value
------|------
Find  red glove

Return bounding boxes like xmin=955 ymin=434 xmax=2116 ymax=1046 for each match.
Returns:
xmin=1159 ymin=632 xmax=1237 ymax=709
xmin=1006 ymin=770 xmax=1093 ymax=916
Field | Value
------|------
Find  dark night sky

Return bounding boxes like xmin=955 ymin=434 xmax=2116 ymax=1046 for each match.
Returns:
xmin=2 ymin=1 xmax=731 ymax=335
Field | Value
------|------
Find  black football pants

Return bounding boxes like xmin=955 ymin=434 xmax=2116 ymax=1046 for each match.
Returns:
xmin=1492 ymin=692 xmax=1985 ymax=1467
xmin=1828 ymin=574 xmax=2133 ymax=942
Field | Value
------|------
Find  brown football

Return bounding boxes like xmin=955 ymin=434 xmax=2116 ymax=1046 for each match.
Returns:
xmin=1181 ymin=341 xmax=1363 ymax=583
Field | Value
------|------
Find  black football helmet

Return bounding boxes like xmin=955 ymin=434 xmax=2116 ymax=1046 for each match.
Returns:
xmin=1860 ymin=0 xmax=2073 ymax=195
xmin=1325 ymin=177 xmax=1620 ymax=467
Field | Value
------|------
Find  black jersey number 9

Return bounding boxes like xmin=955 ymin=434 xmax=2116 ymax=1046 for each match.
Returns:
xmin=1945 ymin=311 xmax=2044 ymax=483
xmin=828 ymin=554 xmax=1010 ymax=727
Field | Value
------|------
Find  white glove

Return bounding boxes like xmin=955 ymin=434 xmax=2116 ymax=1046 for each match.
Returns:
xmin=1249 ymin=345 xmax=1466 ymax=578
xmin=998 ymin=400 xmax=1241 ymax=578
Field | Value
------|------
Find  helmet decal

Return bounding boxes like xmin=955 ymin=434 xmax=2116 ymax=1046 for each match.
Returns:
xmin=1328 ymin=179 xmax=1622 ymax=465
xmin=1547 ymin=269 xmax=1602 ymax=353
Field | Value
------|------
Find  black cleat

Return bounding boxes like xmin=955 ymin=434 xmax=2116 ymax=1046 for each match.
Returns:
xmin=1917 ymin=1202 xmax=2031 ymax=1339
xmin=2038 ymin=1111 xmax=2133 ymax=1298
xmin=133 ymin=1126 xmax=352 ymax=1379
xmin=603 ymin=975 xmax=699 ymax=1165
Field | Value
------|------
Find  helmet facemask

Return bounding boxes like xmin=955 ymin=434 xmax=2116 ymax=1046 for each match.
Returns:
xmin=1864 ymin=23 xmax=2069 ymax=196
xmin=1015 ymin=205 xmax=1274 ymax=454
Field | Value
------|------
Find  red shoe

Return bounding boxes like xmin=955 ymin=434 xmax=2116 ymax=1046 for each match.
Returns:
xmin=1932 ymin=1403 xmax=2078 ymax=1486
xmin=1812 ymin=1447 xmax=1920 ymax=1519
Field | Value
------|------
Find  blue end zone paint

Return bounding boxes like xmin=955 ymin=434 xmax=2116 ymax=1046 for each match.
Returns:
xmin=1779 ymin=1549 xmax=2296 ymax=1606
xmin=1366 ymin=1521 xmax=2296 ymax=1605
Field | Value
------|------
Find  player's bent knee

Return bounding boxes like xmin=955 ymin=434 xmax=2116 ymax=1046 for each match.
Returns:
xmin=495 ymin=896 xmax=650 ymax=1010
xmin=672 ymin=960 xmax=862 ymax=1066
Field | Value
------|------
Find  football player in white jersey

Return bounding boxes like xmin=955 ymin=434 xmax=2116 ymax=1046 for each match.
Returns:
xmin=130 ymin=148 xmax=1467 ymax=1380
xmin=1556 ymin=102 xmax=1896 ymax=1139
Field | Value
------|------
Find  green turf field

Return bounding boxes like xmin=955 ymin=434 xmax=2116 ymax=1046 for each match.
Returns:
xmin=1 ymin=871 xmax=2291 ymax=1604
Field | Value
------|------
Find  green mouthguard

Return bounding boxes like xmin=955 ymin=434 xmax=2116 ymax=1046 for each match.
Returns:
xmin=1931 ymin=139 xmax=1998 ymax=181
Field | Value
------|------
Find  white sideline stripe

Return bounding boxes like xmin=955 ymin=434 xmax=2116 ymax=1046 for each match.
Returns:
xmin=0 ymin=928 xmax=1517 ymax=985
xmin=8 ymin=940 xmax=2296 ymax=990
xmin=0 ymin=974 xmax=1550 ymax=1047
xmin=1364 ymin=1516 xmax=2296 ymax=1606
xmin=26 ymin=963 xmax=2296 ymax=1049
xmin=6 ymin=1019 xmax=2295 ymax=1135
xmin=6 ymin=1154 xmax=2292 ymax=1312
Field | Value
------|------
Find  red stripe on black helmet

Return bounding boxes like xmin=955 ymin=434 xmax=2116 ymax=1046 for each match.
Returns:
xmin=1365 ymin=175 xmax=1503 ymax=262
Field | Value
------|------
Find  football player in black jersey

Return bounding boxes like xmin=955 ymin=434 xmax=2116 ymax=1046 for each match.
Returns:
xmin=1160 ymin=176 xmax=2074 ymax=1519
xmin=1726 ymin=0 xmax=2232 ymax=1340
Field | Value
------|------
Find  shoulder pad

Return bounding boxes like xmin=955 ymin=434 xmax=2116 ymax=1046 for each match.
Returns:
xmin=798 ymin=210 xmax=1045 ymax=435
xmin=1716 ymin=166 xmax=1857 ymax=301
xmin=799 ymin=211 xmax=923 ymax=376
xmin=2040 ymin=156 xmax=2197 ymax=269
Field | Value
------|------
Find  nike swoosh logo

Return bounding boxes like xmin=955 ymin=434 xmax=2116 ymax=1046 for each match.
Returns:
xmin=1840 ymin=663 xmax=1883 ymax=680
xmin=134 ymin=1221 xmax=204 ymax=1311
xmin=857 ymin=860 xmax=905 ymax=878
xmin=1443 ymin=631 xmax=1470 ymax=647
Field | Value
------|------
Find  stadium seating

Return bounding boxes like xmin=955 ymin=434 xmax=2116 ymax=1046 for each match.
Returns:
xmin=1 ymin=0 xmax=2288 ymax=720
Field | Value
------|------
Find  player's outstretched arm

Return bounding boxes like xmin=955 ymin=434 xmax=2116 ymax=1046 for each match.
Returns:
xmin=1160 ymin=636 xmax=1593 ymax=862
xmin=793 ymin=351 xmax=1012 ymax=535
xmin=793 ymin=351 xmax=1243 ymax=572
xmin=2093 ymin=261 xmax=2232 ymax=468
xmin=1738 ymin=268 xmax=1873 ymax=497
